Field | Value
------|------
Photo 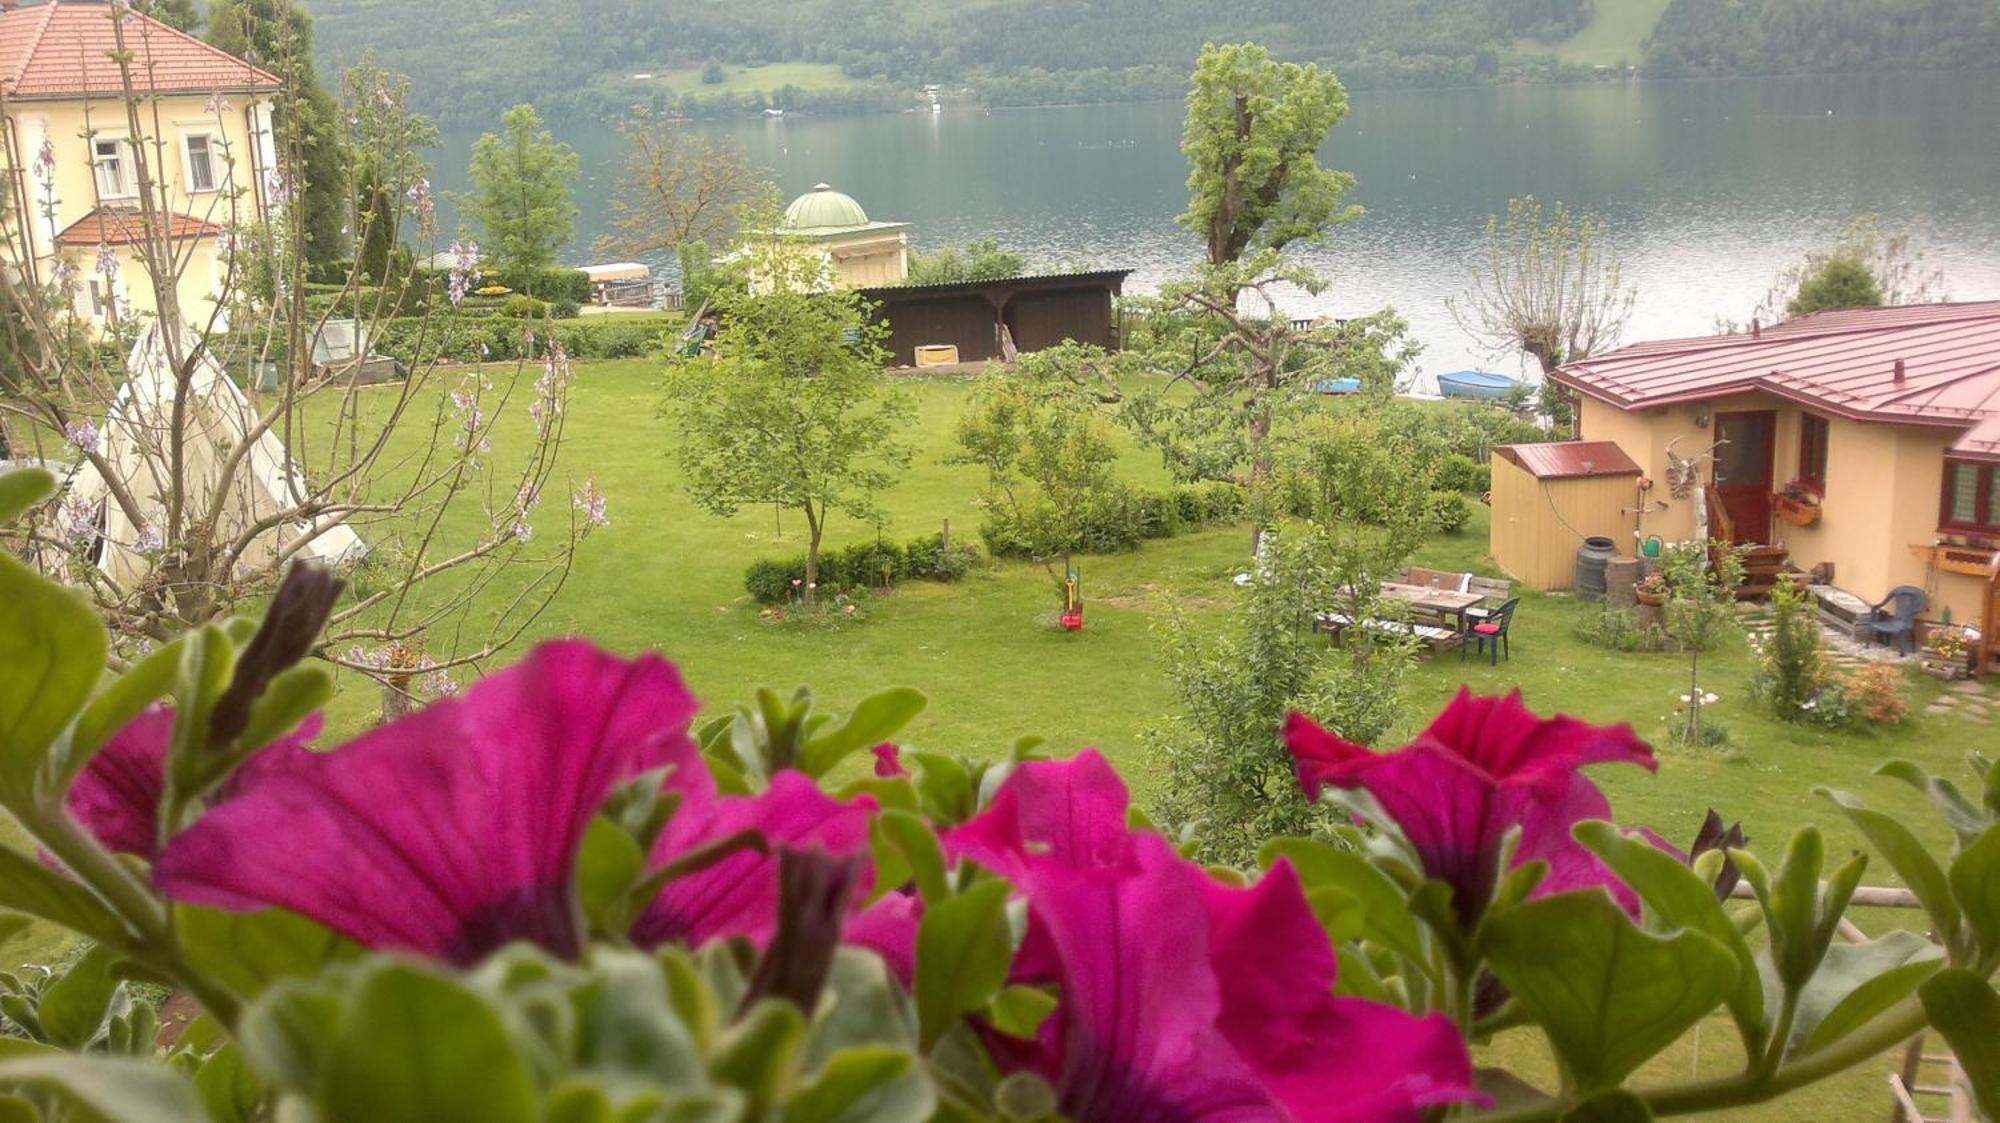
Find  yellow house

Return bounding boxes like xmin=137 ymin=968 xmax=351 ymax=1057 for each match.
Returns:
xmin=0 ymin=0 xmax=282 ymax=332
xmin=750 ymin=183 xmax=908 ymax=293
xmin=1493 ymin=302 xmax=2000 ymax=672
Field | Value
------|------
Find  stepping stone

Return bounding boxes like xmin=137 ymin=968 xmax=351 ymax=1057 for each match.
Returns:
xmin=1950 ymin=681 xmax=1988 ymax=695
xmin=1963 ymin=712 xmax=1991 ymax=724
xmin=1926 ymin=703 xmax=1954 ymax=716
xmin=1934 ymin=695 xmax=1959 ymax=707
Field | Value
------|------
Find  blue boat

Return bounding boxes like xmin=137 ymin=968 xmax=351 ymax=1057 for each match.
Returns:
xmin=1313 ymin=377 xmax=1362 ymax=395
xmin=1436 ymin=370 xmax=1520 ymax=401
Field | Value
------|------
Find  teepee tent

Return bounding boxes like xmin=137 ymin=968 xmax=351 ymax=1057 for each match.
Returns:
xmin=61 ymin=323 xmax=366 ymax=587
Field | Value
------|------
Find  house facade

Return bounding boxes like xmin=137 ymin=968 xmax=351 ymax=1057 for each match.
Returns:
xmin=1517 ymin=302 xmax=2000 ymax=662
xmin=0 ymin=0 xmax=281 ymax=332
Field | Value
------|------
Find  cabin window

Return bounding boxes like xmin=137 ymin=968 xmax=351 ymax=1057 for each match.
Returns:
xmin=183 ymin=134 xmax=219 ymax=193
xmin=1942 ymin=460 xmax=2000 ymax=534
xmin=1797 ymin=413 xmax=1829 ymax=494
xmin=92 ymin=138 xmax=135 ymax=199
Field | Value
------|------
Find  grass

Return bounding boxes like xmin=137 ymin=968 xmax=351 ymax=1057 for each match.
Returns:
xmin=1515 ymin=0 xmax=1672 ymax=67
xmin=651 ymin=62 xmax=865 ymax=96
xmin=11 ymin=356 xmax=1988 ymax=1117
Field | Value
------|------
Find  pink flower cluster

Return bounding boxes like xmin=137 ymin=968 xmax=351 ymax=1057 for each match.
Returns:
xmin=57 ymin=646 xmax=1706 ymax=1121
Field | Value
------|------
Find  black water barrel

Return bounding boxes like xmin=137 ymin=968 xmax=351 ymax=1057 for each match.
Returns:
xmin=1575 ymin=537 xmax=1617 ymax=600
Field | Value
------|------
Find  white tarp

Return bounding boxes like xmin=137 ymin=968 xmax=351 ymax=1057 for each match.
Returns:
xmin=62 ymin=323 xmax=366 ymax=587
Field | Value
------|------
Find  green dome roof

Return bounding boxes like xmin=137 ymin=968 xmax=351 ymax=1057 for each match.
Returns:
xmin=782 ymin=183 xmax=870 ymax=230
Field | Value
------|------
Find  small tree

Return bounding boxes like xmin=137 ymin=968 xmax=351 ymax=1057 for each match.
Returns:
xmin=466 ymin=103 xmax=580 ymax=275
xmin=1754 ymin=216 xmax=1945 ymax=324
xmin=1450 ymin=196 xmax=1634 ymax=428
xmin=599 ymin=109 xmax=768 ymax=260
xmin=660 ymin=244 xmax=913 ymax=604
xmin=1659 ymin=539 xmax=1745 ymax=745
xmin=1179 ymin=42 xmax=1359 ymax=268
xmin=1787 ymin=254 xmax=1884 ymax=315
xmin=1760 ymin=575 xmax=1826 ymax=721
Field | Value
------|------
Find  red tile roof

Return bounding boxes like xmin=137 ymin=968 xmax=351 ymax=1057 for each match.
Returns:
xmin=1494 ymin=441 xmax=1643 ymax=479
xmin=56 ymin=205 xmax=222 ymax=246
xmin=0 ymin=2 xmax=280 ymax=100
xmin=1554 ymin=301 xmax=2000 ymax=463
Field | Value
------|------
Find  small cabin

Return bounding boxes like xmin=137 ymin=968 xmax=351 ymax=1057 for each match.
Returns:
xmin=1488 ymin=441 xmax=1644 ymax=591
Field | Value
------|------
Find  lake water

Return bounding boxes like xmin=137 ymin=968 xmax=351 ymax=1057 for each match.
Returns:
xmin=430 ymin=72 xmax=2000 ymax=386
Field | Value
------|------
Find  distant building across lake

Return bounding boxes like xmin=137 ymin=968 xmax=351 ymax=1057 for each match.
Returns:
xmin=860 ymin=271 xmax=1131 ymax=367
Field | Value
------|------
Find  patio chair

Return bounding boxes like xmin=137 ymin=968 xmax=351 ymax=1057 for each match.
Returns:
xmin=1461 ymin=597 xmax=1520 ymax=665
xmin=1860 ymin=585 xmax=1927 ymax=655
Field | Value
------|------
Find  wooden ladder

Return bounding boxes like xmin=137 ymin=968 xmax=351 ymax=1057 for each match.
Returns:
xmin=1889 ymin=1036 xmax=1976 ymax=1123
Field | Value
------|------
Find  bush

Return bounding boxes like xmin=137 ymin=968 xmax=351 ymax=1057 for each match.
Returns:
xmin=502 ymin=295 xmax=552 ymax=319
xmin=1837 ymin=663 xmax=1909 ymax=724
xmin=903 ymin=533 xmax=976 ymax=582
xmin=982 ymin=483 xmax=1248 ymax=560
xmin=1427 ymin=491 xmax=1470 ymax=534
xmin=550 ymin=300 xmax=581 ymax=320
xmin=836 ymin=540 xmax=906 ymax=589
xmin=362 ymin=316 xmax=668 ymax=365
xmin=744 ymin=558 xmax=799 ymax=605
xmin=744 ymin=536 xmax=981 ymax=604
xmin=1436 ymin=452 xmax=1490 ymax=495
xmin=1574 ymin=605 xmax=1667 ymax=653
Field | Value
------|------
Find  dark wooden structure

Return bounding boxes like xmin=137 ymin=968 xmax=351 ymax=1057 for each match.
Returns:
xmin=858 ymin=271 xmax=1131 ymax=367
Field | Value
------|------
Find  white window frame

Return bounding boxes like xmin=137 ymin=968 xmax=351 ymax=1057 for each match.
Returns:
xmin=91 ymin=137 xmax=135 ymax=200
xmin=182 ymin=132 xmax=222 ymax=194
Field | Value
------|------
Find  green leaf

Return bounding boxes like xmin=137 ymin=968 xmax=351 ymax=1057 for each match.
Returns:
xmin=59 ymin=636 xmax=186 ymax=791
xmin=1876 ymin=760 xmax=1993 ymax=846
xmin=988 ymin=986 xmax=1057 ymax=1040
xmin=994 ymin=1070 xmax=1061 ymax=1122
xmin=194 ymin=1045 xmax=263 ymax=1123
xmin=710 ymin=999 xmax=806 ymax=1115
xmin=1259 ymin=837 xmax=1427 ymax=967
xmin=177 ymin=906 xmax=348 ymax=1000
xmin=568 ymin=950 xmax=705 ymax=1085
xmin=782 ymin=1046 xmax=931 ymax=1123
xmin=1918 ymin=968 xmax=2000 ymax=1123
xmin=1797 ymin=932 xmax=1942 ymax=1054
xmin=576 ymin=817 xmax=646 ymax=932
xmin=1820 ymin=790 xmax=1961 ymax=955
xmin=232 ymin=980 xmax=341 ymax=1091
xmin=0 ymin=915 xmax=31 ymax=951
xmin=321 ymin=963 xmax=538 ymax=1123
xmin=232 ymin=665 xmax=334 ymax=755
xmin=0 ymin=1093 xmax=38 ymax=1123
xmin=0 ymin=847 xmax=130 ymax=948
xmin=0 ymin=1054 xmax=205 ymax=1121
xmin=801 ymin=688 xmax=926 ymax=777
xmin=877 ymin=810 xmax=949 ymax=905
xmin=36 ymin=944 xmax=120 ymax=1049
xmin=906 ymin=752 xmax=975 ymax=825
xmin=1576 ymin=821 xmax=1764 ymax=1042
xmin=0 ymin=552 xmax=107 ymax=789
xmin=915 ymin=879 xmax=1014 ymax=1049
xmin=1560 ymin=1089 xmax=1653 ymax=1122
xmin=801 ymin=949 xmax=921 ymax=1069
xmin=1949 ymin=827 xmax=2000 ymax=962
xmin=0 ymin=469 xmax=55 ymax=526
xmin=1482 ymin=891 xmax=1737 ymax=1093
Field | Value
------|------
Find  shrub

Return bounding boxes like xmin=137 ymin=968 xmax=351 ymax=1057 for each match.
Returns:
xmin=1435 ymin=452 xmax=1489 ymax=495
xmin=982 ymin=483 xmax=1249 ymax=559
xmin=744 ymin=536 xmax=981 ymax=604
xmin=836 ymin=540 xmax=906 ymax=589
xmin=903 ymin=533 xmax=976 ymax=581
xmin=550 ymin=300 xmax=582 ymax=319
xmin=744 ymin=558 xmax=799 ymax=605
xmin=503 ymin=295 xmax=552 ymax=319
xmin=1574 ymin=605 xmax=1666 ymax=653
xmin=1761 ymin=578 xmax=1826 ymax=722
xmin=1838 ymin=663 xmax=1909 ymax=724
xmin=1427 ymin=491 xmax=1470 ymax=535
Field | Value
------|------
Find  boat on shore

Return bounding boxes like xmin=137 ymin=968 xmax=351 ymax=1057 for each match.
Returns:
xmin=1436 ymin=369 xmax=1520 ymax=401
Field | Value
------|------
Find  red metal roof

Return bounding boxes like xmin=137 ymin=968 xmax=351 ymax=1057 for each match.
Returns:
xmin=56 ymin=206 xmax=222 ymax=246
xmin=1494 ymin=441 xmax=1643 ymax=479
xmin=0 ymin=2 xmax=280 ymax=100
xmin=1554 ymin=301 xmax=2000 ymax=463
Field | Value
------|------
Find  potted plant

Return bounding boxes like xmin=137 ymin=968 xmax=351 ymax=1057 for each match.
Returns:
xmin=1635 ymin=572 xmax=1669 ymax=606
xmin=1772 ymin=479 xmax=1822 ymax=526
xmin=1922 ymin=625 xmax=1972 ymax=680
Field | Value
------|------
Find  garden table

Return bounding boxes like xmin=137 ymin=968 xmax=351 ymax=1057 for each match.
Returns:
xmin=1379 ymin=582 xmax=1486 ymax=628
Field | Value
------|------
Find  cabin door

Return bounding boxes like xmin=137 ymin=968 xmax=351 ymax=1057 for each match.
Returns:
xmin=1712 ymin=410 xmax=1776 ymax=544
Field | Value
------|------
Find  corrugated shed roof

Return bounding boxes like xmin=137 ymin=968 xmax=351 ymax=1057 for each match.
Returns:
xmin=1493 ymin=441 xmax=1643 ymax=479
xmin=0 ymin=2 xmax=280 ymax=100
xmin=57 ymin=206 xmax=222 ymax=246
xmin=1554 ymin=301 xmax=2000 ymax=463
xmin=860 ymin=270 xmax=1133 ymax=299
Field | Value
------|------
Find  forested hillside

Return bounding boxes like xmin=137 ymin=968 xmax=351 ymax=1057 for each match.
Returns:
xmin=303 ymin=0 xmax=2000 ymax=124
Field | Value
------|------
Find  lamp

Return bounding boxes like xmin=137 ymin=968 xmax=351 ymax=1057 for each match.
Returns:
xmin=1693 ymin=405 xmax=1711 ymax=429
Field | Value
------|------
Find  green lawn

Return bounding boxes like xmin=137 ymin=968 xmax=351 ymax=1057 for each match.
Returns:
xmin=1531 ymin=0 xmax=1672 ymax=66
xmin=652 ymin=62 xmax=865 ymax=96
xmin=12 ymin=355 xmax=1991 ymax=1117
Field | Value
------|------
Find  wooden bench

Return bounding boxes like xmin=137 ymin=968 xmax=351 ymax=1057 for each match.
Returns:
xmin=1315 ymin=612 xmax=1461 ymax=653
xmin=1807 ymin=584 xmax=1874 ymax=640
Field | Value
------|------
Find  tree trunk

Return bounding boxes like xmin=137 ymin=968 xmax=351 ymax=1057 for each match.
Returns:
xmin=803 ymin=504 xmax=822 ymax=607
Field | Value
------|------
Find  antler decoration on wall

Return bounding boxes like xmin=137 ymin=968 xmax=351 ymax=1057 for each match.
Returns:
xmin=1664 ymin=434 xmax=1725 ymax=500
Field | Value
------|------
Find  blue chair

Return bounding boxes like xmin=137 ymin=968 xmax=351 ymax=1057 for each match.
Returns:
xmin=1462 ymin=597 xmax=1520 ymax=665
xmin=1861 ymin=586 xmax=1927 ymax=655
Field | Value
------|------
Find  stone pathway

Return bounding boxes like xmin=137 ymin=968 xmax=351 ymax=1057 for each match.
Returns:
xmin=1736 ymin=604 xmax=1996 ymax=725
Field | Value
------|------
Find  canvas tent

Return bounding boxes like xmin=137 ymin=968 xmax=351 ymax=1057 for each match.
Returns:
xmin=60 ymin=323 xmax=366 ymax=587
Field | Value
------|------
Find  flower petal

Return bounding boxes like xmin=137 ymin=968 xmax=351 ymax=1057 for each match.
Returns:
xmin=844 ymin=891 xmax=920 ymax=986
xmin=1416 ymin=689 xmax=1656 ymax=791
xmin=156 ymin=641 xmax=699 ymax=965
xmin=871 ymin=743 xmax=908 ymax=778
xmin=631 ymin=770 xmax=875 ymax=948
xmin=946 ymin=749 xmax=1135 ymax=880
xmin=1282 ymin=712 xmax=1376 ymax=799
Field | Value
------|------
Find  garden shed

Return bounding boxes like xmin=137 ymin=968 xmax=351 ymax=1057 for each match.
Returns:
xmin=1489 ymin=441 xmax=1643 ymax=591
xmin=858 ymin=270 xmax=1131 ymax=367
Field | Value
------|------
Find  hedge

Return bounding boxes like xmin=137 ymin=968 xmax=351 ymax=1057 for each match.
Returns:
xmin=980 ymin=481 xmax=1246 ymax=559
xmin=745 ymin=533 xmax=979 ymax=605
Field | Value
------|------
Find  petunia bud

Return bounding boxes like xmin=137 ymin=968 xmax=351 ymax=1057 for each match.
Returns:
xmin=208 ymin=561 xmax=344 ymax=748
xmin=741 ymin=849 xmax=858 ymax=1016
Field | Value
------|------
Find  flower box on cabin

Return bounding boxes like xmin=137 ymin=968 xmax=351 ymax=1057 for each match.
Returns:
xmin=1772 ymin=492 xmax=1822 ymax=527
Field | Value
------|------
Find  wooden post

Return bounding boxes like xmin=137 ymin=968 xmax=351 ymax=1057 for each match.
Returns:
xmin=941 ymin=517 xmax=950 ymax=551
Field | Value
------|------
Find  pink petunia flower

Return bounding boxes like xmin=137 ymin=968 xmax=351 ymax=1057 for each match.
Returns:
xmin=953 ymin=753 xmax=1480 ymax=1123
xmin=629 ymin=770 xmax=875 ymax=949
xmin=1285 ymin=688 xmax=1657 ymax=928
xmin=155 ymin=641 xmax=701 ymax=966
xmin=66 ymin=706 xmax=320 ymax=860
xmin=871 ymin=742 xmax=908 ymax=778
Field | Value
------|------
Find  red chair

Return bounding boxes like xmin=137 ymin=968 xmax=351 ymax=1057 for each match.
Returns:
xmin=1461 ymin=597 xmax=1520 ymax=665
